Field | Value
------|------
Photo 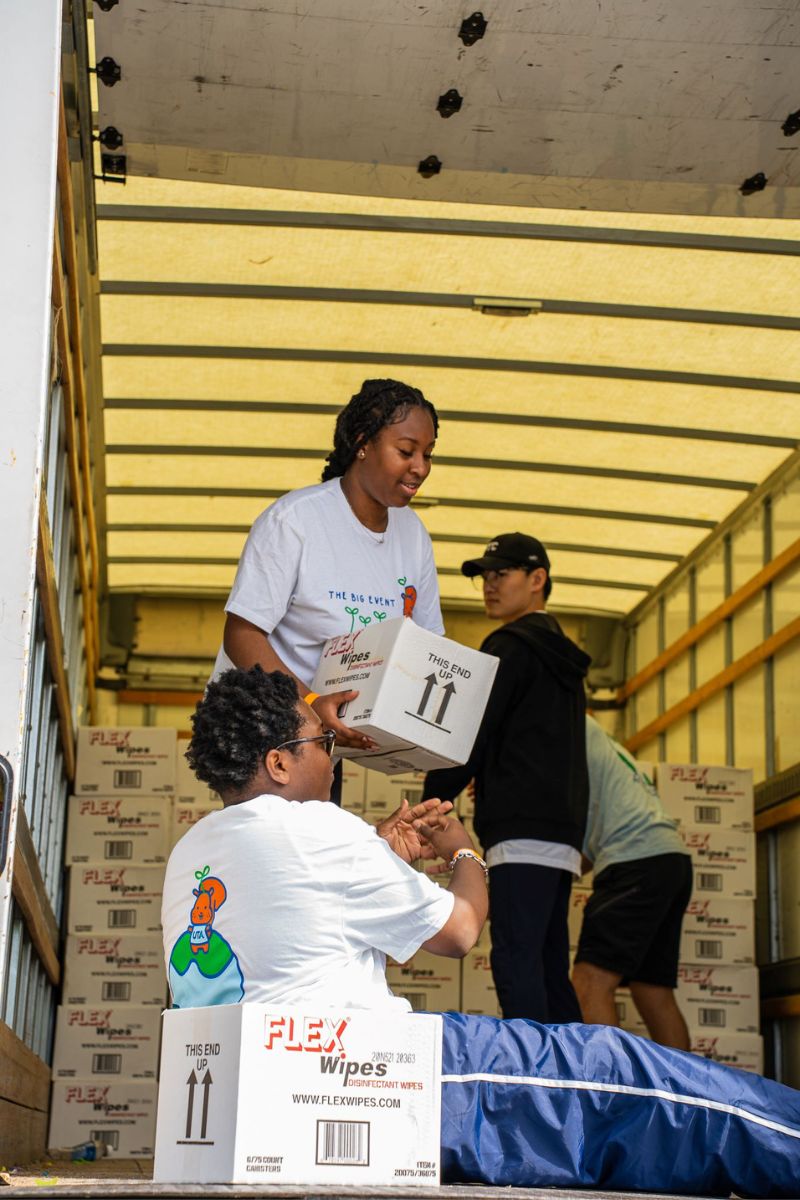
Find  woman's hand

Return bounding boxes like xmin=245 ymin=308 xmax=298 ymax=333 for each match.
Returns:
xmin=414 ymin=810 xmax=476 ymax=865
xmin=311 ymin=691 xmax=378 ymax=750
xmin=377 ymin=797 xmax=454 ymax=864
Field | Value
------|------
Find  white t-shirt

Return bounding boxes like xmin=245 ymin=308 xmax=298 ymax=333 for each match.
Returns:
xmin=212 ymin=478 xmax=444 ymax=685
xmin=161 ymin=796 xmax=454 ymax=1013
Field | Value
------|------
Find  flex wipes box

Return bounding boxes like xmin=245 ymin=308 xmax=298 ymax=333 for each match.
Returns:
xmin=461 ymin=948 xmax=500 ymax=1017
xmin=679 ymin=897 xmax=756 ymax=966
xmin=65 ymin=796 xmax=170 ymax=865
xmin=49 ymin=1081 xmax=157 ymax=1157
xmin=311 ymin=617 xmax=498 ymax=774
xmin=170 ymin=799 xmax=224 ymax=851
xmin=679 ymin=827 xmax=756 ymax=900
xmin=658 ymin=764 xmax=754 ymax=832
xmin=364 ymin=771 xmax=426 ymax=820
xmin=677 ymin=964 xmax=759 ymax=1034
xmin=154 ymin=1006 xmax=442 ymax=1185
xmin=690 ymin=1033 xmax=764 ymax=1074
xmin=75 ymin=727 xmax=176 ymax=796
xmin=51 ymin=1005 xmax=162 ymax=1079
xmin=385 ymin=950 xmax=460 ymax=1012
xmin=63 ymin=935 xmax=167 ymax=1006
xmin=67 ymin=865 xmax=165 ymax=934
xmin=176 ymin=736 xmax=214 ymax=803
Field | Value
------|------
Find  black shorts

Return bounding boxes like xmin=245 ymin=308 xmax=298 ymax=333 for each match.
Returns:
xmin=574 ymin=853 xmax=693 ymax=988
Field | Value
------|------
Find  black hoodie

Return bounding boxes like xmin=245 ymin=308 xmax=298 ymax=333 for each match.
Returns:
xmin=423 ymin=612 xmax=591 ymax=853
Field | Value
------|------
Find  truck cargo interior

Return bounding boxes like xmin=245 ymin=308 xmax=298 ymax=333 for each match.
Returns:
xmin=1 ymin=0 xmax=798 ymax=1183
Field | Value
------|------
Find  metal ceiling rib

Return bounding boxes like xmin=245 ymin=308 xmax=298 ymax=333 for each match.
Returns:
xmin=89 ymin=1 xmax=800 ymax=617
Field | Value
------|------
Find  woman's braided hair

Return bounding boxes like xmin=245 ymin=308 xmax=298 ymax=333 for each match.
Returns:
xmin=185 ymin=666 xmax=302 ymax=795
xmin=321 ymin=379 xmax=438 ymax=482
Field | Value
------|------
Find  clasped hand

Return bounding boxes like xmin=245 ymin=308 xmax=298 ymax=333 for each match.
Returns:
xmin=376 ymin=797 xmax=454 ymax=865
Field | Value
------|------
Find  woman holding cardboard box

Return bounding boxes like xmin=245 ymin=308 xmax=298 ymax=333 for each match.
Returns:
xmin=211 ymin=379 xmax=444 ymax=790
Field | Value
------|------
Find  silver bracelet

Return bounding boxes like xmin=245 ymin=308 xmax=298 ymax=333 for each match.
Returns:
xmin=448 ymin=848 xmax=488 ymax=878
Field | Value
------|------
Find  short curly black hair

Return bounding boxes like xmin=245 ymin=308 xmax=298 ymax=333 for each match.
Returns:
xmin=321 ymin=379 xmax=438 ymax=481
xmin=185 ymin=667 xmax=302 ymax=795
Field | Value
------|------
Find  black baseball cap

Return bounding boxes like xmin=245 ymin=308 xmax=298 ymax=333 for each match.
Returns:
xmin=461 ymin=532 xmax=551 ymax=578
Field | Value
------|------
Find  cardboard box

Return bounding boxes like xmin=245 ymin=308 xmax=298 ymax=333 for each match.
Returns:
xmin=63 ymin=935 xmax=167 ymax=1006
xmin=75 ymin=727 xmax=176 ymax=796
xmin=690 ymin=1033 xmax=764 ymax=1074
xmin=175 ymin=737 xmax=213 ymax=803
xmin=677 ymin=964 xmax=759 ymax=1034
xmin=364 ymin=771 xmax=426 ymax=820
xmin=386 ymin=950 xmax=460 ymax=1012
xmin=680 ymin=827 xmax=756 ymax=900
xmin=48 ymin=1081 xmax=158 ymax=1157
xmin=154 ymin=1006 xmax=442 ymax=1185
xmin=170 ymin=799 xmax=224 ymax=850
xmin=340 ymin=761 xmax=367 ymax=814
xmin=312 ymin=618 xmax=498 ymax=774
xmin=65 ymin=795 xmax=170 ymax=865
xmin=52 ymin=1006 xmax=162 ymax=1080
xmin=658 ymin=764 xmax=754 ymax=832
xmin=679 ymin=898 xmax=755 ymax=966
xmin=67 ymin=865 xmax=165 ymax=934
xmin=568 ymin=885 xmax=592 ymax=951
xmin=460 ymin=948 xmax=500 ymax=1017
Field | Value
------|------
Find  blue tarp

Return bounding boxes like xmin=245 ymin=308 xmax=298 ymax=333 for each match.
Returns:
xmin=440 ymin=1012 xmax=800 ymax=1197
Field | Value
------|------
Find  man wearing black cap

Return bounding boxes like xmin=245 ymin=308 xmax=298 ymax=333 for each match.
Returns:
xmin=424 ymin=532 xmax=591 ymax=1023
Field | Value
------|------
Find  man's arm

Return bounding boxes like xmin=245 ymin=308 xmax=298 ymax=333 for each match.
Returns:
xmin=415 ymin=816 xmax=488 ymax=957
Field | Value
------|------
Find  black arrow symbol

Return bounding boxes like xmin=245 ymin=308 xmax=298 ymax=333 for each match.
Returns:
xmin=200 ymin=1069 xmax=213 ymax=1139
xmin=185 ymin=1069 xmax=197 ymax=1139
xmin=435 ymin=682 xmax=456 ymax=725
xmin=417 ymin=673 xmax=437 ymax=716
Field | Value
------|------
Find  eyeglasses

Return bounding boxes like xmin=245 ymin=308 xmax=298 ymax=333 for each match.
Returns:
xmin=275 ymin=730 xmax=336 ymax=758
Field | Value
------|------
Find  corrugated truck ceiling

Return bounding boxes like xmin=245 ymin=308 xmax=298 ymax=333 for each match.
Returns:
xmin=90 ymin=2 xmax=800 ymax=619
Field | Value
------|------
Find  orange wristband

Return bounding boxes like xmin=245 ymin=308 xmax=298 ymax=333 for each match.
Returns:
xmin=303 ymin=692 xmax=320 ymax=707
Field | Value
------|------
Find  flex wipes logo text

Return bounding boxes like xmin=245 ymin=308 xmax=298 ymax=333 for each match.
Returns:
xmin=264 ymin=1016 xmax=388 ymax=1085
xmin=322 ymin=631 xmax=372 ymax=669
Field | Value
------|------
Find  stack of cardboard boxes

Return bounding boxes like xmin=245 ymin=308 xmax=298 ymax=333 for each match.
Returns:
xmin=48 ymin=728 xmax=223 ymax=1157
xmin=570 ymin=762 xmax=760 ymax=1072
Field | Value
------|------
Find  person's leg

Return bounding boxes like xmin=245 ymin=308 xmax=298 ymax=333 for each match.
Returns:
xmin=572 ymin=960 xmax=623 ymax=1025
xmin=627 ymin=853 xmax=693 ymax=1048
xmin=488 ymin=864 xmax=556 ymax=1022
xmin=440 ymin=1011 xmax=800 ymax=1197
xmin=541 ymin=869 xmax=582 ymax=1022
xmin=629 ymin=980 xmax=690 ymax=1049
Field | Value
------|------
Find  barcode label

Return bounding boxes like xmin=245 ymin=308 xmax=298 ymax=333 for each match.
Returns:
xmin=102 ymin=981 xmax=131 ymax=1001
xmin=695 ymin=939 xmax=723 ymax=960
xmin=91 ymin=1130 xmax=119 ymax=1151
xmin=316 ymin=1120 xmax=370 ymax=1166
xmin=401 ymin=991 xmax=428 ymax=1012
xmin=114 ymin=769 xmax=142 ymax=789
xmin=699 ymin=1008 xmax=726 ymax=1027
xmin=104 ymin=840 xmax=132 ymax=860
xmin=697 ymin=873 xmax=723 ymax=891
xmin=92 ymin=1053 xmax=122 ymax=1074
xmin=108 ymin=909 xmax=136 ymax=928
xmin=694 ymin=805 xmax=720 ymax=824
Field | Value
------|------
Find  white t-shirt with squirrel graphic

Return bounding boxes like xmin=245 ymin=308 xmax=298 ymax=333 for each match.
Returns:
xmin=212 ymin=478 xmax=444 ymax=685
xmin=161 ymin=797 xmax=454 ymax=1013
